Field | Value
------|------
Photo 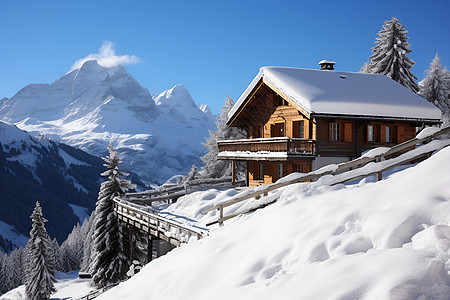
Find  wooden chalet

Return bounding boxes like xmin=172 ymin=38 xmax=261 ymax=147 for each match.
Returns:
xmin=219 ymin=62 xmax=441 ymax=187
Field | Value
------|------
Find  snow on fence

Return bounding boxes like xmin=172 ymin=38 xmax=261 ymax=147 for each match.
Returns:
xmin=113 ymin=198 xmax=206 ymax=247
xmin=203 ymin=126 xmax=450 ymax=226
xmin=123 ymin=176 xmax=243 ymax=206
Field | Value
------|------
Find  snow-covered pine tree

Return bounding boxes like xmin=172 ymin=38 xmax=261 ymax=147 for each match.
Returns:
xmin=201 ymin=96 xmax=246 ymax=178
xmin=81 ymin=210 xmax=96 ymax=273
xmin=58 ymin=222 xmax=84 ymax=272
xmin=368 ymin=17 xmax=419 ymax=93
xmin=91 ymin=143 xmax=135 ymax=288
xmin=8 ymin=248 xmax=26 ymax=290
xmin=359 ymin=61 xmax=371 ymax=73
xmin=25 ymin=201 xmax=56 ymax=300
xmin=184 ymin=164 xmax=198 ymax=182
xmin=419 ymin=54 xmax=450 ymax=126
xmin=0 ymin=253 xmax=5 ymax=294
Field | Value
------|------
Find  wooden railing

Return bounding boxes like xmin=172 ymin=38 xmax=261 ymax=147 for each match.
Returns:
xmin=204 ymin=126 xmax=450 ymax=226
xmin=124 ymin=176 xmax=243 ymax=206
xmin=114 ymin=199 xmax=206 ymax=247
xmin=218 ymin=137 xmax=316 ymax=155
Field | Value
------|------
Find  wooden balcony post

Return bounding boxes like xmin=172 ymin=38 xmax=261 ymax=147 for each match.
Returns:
xmin=232 ymin=159 xmax=236 ymax=186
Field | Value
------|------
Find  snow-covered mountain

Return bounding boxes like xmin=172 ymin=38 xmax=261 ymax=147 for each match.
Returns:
xmin=0 ymin=121 xmax=103 ymax=251
xmin=0 ymin=60 xmax=216 ymax=185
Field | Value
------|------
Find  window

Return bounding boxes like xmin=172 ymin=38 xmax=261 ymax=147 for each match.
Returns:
xmin=277 ymin=164 xmax=283 ymax=179
xmin=368 ymin=125 xmax=374 ymax=142
xmin=293 ymin=120 xmax=304 ymax=138
xmin=329 ymin=123 xmax=340 ymax=141
xmin=385 ymin=126 xmax=391 ymax=142
xmin=271 ymin=123 xmax=285 ymax=137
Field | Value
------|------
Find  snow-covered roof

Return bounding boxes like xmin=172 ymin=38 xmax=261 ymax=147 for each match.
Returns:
xmin=228 ymin=67 xmax=441 ymax=123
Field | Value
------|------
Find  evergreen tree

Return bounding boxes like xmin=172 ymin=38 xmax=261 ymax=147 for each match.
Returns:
xmin=8 ymin=248 xmax=26 ymax=289
xmin=58 ymin=222 xmax=84 ymax=272
xmin=419 ymin=54 xmax=450 ymax=126
xmin=90 ymin=144 xmax=135 ymax=288
xmin=25 ymin=201 xmax=56 ymax=300
xmin=184 ymin=164 xmax=198 ymax=182
xmin=201 ymin=96 xmax=246 ymax=178
xmin=368 ymin=17 xmax=419 ymax=93
xmin=81 ymin=210 xmax=96 ymax=273
xmin=0 ymin=253 xmax=5 ymax=294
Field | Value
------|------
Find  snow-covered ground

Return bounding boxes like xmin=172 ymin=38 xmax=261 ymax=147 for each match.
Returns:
xmin=0 ymin=271 xmax=93 ymax=300
xmin=3 ymin=144 xmax=450 ymax=299
xmin=97 ymin=145 xmax=450 ymax=299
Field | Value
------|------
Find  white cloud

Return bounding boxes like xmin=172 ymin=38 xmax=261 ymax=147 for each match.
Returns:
xmin=70 ymin=41 xmax=140 ymax=71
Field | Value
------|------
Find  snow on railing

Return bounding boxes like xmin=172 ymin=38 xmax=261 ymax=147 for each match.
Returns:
xmin=203 ymin=126 xmax=450 ymax=226
xmin=123 ymin=176 xmax=244 ymax=205
xmin=113 ymin=198 xmax=206 ymax=247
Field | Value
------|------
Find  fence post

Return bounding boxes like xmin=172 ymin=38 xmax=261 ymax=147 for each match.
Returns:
xmin=232 ymin=159 xmax=236 ymax=186
xmin=376 ymin=156 xmax=383 ymax=181
xmin=219 ymin=206 xmax=224 ymax=226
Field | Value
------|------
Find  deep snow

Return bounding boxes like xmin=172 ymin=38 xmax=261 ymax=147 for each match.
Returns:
xmin=3 ymin=144 xmax=450 ymax=299
xmin=97 ymin=145 xmax=450 ymax=300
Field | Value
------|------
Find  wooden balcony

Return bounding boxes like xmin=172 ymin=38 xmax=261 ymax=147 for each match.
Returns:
xmin=217 ymin=137 xmax=316 ymax=161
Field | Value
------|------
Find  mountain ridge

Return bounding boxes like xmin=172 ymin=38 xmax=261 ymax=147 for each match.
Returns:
xmin=0 ymin=60 xmax=216 ymax=185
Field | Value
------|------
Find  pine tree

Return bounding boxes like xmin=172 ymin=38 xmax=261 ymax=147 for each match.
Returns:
xmin=419 ymin=54 xmax=450 ymax=126
xmin=81 ymin=210 xmax=96 ymax=273
xmin=201 ymin=96 xmax=246 ymax=178
xmin=25 ymin=201 xmax=56 ymax=300
xmin=0 ymin=253 xmax=5 ymax=294
xmin=184 ymin=164 xmax=198 ymax=182
xmin=368 ymin=17 xmax=419 ymax=93
xmin=91 ymin=143 xmax=135 ymax=288
xmin=58 ymin=222 xmax=84 ymax=272
xmin=8 ymin=248 xmax=26 ymax=289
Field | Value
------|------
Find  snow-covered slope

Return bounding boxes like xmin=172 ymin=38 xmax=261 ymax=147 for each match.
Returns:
xmin=0 ymin=60 xmax=215 ymax=185
xmin=99 ymin=145 xmax=450 ymax=300
xmin=0 ymin=121 xmax=103 ymax=249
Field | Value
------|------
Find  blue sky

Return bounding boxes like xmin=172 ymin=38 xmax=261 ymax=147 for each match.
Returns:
xmin=0 ymin=0 xmax=449 ymax=114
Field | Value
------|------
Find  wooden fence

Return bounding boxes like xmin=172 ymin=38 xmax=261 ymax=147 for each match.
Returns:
xmin=123 ymin=176 xmax=243 ymax=206
xmin=114 ymin=199 xmax=206 ymax=247
xmin=203 ymin=127 xmax=450 ymax=226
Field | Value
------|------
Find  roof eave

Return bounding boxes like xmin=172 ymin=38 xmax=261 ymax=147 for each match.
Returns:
xmin=311 ymin=112 xmax=441 ymax=123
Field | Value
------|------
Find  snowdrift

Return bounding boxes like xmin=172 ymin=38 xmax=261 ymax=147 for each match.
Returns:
xmin=98 ymin=146 xmax=450 ymax=299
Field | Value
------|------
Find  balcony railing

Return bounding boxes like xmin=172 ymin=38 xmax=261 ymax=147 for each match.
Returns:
xmin=217 ymin=137 xmax=316 ymax=160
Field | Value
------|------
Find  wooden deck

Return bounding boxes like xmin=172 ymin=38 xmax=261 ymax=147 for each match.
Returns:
xmin=114 ymin=199 xmax=205 ymax=247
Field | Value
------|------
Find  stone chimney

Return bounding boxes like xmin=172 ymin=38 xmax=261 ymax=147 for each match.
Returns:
xmin=318 ymin=60 xmax=336 ymax=70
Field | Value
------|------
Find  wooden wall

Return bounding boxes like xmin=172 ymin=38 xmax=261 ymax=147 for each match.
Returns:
xmin=248 ymin=160 xmax=312 ymax=187
xmin=315 ymin=118 xmax=418 ymax=157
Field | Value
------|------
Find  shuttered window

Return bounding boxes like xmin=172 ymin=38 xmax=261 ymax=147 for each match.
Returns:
xmin=344 ymin=123 xmax=352 ymax=142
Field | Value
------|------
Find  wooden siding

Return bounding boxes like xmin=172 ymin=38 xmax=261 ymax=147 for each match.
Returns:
xmin=315 ymin=118 xmax=419 ymax=157
xmin=248 ymin=160 xmax=312 ymax=187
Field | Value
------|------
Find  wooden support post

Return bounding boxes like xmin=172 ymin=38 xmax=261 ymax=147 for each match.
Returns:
xmin=218 ymin=206 xmax=224 ymax=226
xmin=232 ymin=159 xmax=236 ymax=186
xmin=376 ymin=156 xmax=382 ymax=181
xmin=377 ymin=171 xmax=382 ymax=181
xmin=147 ymin=235 xmax=153 ymax=263
xmin=129 ymin=226 xmax=134 ymax=262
